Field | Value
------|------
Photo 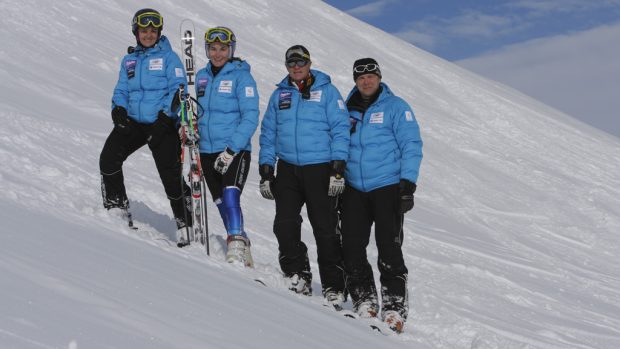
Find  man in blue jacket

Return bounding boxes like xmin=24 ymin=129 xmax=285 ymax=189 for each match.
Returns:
xmin=340 ymin=58 xmax=423 ymax=333
xmin=100 ymin=9 xmax=191 ymax=238
xmin=259 ymin=45 xmax=349 ymax=308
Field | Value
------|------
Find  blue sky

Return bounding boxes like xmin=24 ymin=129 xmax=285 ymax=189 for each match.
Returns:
xmin=324 ymin=0 xmax=620 ymax=138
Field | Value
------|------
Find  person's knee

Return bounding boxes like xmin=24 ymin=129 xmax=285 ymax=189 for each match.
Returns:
xmin=99 ymin=149 xmax=122 ymax=175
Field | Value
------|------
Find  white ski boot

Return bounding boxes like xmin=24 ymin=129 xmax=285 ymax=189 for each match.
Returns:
xmin=176 ymin=227 xmax=190 ymax=248
xmin=323 ymin=289 xmax=345 ymax=311
xmin=226 ymin=235 xmax=253 ymax=268
xmin=286 ymin=273 xmax=312 ymax=296
xmin=355 ymin=300 xmax=379 ymax=318
xmin=382 ymin=310 xmax=404 ymax=334
xmin=106 ymin=206 xmax=134 ymax=228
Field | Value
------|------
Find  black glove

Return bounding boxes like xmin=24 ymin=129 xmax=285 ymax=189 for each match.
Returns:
xmin=147 ymin=111 xmax=176 ymax=147
xmin=111 ymin=106 xmax=131 ymax=135
xmin=398 ymin=179 xmax=416 ymax=214
xmin=328 ymin=160 xmax=346 ymax=196
xmin=259 ymin=164 xmax=275 ymax=200
xmin=330 ymin=160 xmax=346 ymax=177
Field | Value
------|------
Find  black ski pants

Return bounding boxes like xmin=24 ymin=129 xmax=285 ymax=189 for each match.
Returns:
xmin=99 ymin=124 xmax=191 ymax=228
xmin=201 ymin=151 xmax=251 ymax=201
xmin=340 ymin=183 xmax=409 ymax=319
xmin=273 ymin=160 xmax=345 ymax=294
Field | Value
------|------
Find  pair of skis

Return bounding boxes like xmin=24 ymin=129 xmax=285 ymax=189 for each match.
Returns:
xmin=177 ymin=19 xmax=209 ymax=254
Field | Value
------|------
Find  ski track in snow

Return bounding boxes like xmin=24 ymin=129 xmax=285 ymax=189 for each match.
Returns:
xmin=2 ymin=0 xmax=620 ymax=348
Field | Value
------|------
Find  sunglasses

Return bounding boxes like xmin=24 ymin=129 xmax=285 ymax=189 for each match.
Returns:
xmin=286 ymin=60 xmax=309 ymax=68
xmin=353 ymin=63 xmax=379 ymax=73
xmin=205 ymin=27 xmax=235 ymax=44
xmin=133 ymin=12 xmax=163 ymax=29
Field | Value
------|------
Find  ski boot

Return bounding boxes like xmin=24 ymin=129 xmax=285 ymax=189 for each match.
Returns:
xmin=106 ymin=206 xmax=134 ymax=228
xmin=382 ymin=310 xmax=404 ymax=334
xmin=226 ymin=235 xmax=253 ymax=268
xmin=354 ymin=299 xmax=379 ymax=318
xmin=103 ymin=195 xmax=134 ymax=228
xmin=176 ymin=227 xmax=190 ymax=248
xmin=323 ymin=288 xmax=345 ymax=311
xmin=286 ymin=272 xmax=312 ymax=296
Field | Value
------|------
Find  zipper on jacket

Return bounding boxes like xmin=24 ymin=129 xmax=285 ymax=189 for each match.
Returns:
xmin=137 ymin=55 xmax=143 ymax=123
xmin=294 ymin=89 xmax=301 ymax=165
xmin=358 ymin=111 xmax=365 ymax=191
xmin=206 ymin=73 xmax=215 ymax=150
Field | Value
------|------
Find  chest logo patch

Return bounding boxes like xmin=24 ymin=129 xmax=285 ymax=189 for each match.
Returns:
xmin=149 ymin=58 xmax=163 ymax=70
xmin=369 ymin=112 xmax=384 ymax=124
xmin=219 ymin=80 xmax=233 ymax=93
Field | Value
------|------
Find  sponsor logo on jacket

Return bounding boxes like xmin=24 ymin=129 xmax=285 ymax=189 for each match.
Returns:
xmin=125 ymin=59 xmax=137 ymax=79
xmin=197 ymin=78 xmax=208 ymax=97
xmin=279 ymin=91 xmax=292 ymax=110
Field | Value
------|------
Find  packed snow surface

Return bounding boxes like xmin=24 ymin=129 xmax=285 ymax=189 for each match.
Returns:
xmin=1 ymin=0 xmax=619 ymax=348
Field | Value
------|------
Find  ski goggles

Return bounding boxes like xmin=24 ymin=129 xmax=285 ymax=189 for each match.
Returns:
xmin=353 ymin=63 xmax=379 ymax=74
xmin=205 ymin=27 xmax=235 ymax=44
xmin=133 ymin=12 xmax=163 ymax=29
xmin=286 ymin=60 xmax=309 ymax=68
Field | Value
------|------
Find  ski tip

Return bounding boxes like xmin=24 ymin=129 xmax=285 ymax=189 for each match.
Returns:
xmin=254 ymin=279 xmax=267 ymax=287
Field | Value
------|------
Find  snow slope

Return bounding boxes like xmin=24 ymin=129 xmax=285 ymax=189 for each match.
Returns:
xmin=1 ymin=0 xmax=620 ymax=348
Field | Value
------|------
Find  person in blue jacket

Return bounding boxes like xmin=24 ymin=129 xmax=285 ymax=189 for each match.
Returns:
xmin=194 ymin=26 xmax=259 ymax=267
xmin=258 ymin=45 xmax=349 ymax=308
xmin=340 ymin=58 xmax=423 ymax=333
xmin=100 ymin=9 xmax=192 ymax=239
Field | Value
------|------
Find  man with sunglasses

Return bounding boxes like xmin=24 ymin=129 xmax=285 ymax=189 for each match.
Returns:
xmin=194 ymin=26 xmax=259 ymax=267
xmin=259 ymin=45 xmax=350 ymax=308
xmin=101 ymin=8 xmax=192 ymax=240
xmin=340 ymin=58 xmax=423 ymax=333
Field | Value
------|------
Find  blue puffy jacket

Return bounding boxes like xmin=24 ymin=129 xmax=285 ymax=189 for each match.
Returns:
xmin=111 ymin=36 xmax=186 ymax=124
xmin=259 ymin=69 xmax=350 ymax=167
xmin=345 ymin=83 xmax=423 ymax=192
xmin=195 ymin=59 xmax=259 ymax=154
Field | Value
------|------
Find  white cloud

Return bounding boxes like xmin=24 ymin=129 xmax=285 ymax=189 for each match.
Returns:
xmin=395 ymin=10 xmax=526 ymax=53
xmin=507 ymin=0 xmax=620 ymax=15
xmin=444 ymin=10 xmax=517 ymax=38
xmin=457 ymin=22 xmax=620 ymax=138
xmin=346 ymin=0 xmax=394 ymax=18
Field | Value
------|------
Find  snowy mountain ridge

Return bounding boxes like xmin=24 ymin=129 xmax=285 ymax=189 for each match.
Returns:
xmin=1 ymin=0 xmax=619 ymax=348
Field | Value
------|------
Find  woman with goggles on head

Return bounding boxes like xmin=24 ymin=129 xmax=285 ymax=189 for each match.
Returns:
xmin=101 ymin=8 xmax=193 ymax=241
xmin=194 ymin=26 xmax=259 ymax=267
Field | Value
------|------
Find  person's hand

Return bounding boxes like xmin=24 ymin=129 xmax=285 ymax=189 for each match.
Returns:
xmin=398 ymin=179 xmax=416 ymax=214
xmin=327 ymin=160 xmax=346 ymax=197
xmin=111 ymin=106 xmax=131 ymax=135
xmin=259 ymin=164 xmax=275 ymax=200
xmin=214 ymin=148 xmax=236 ymax=174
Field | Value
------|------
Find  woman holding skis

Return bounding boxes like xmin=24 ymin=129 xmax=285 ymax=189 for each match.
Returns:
xmin=100 ymin=8 xmax=192 ymax=238
xmin=194 ymin=26 xmax=259 ymax=267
